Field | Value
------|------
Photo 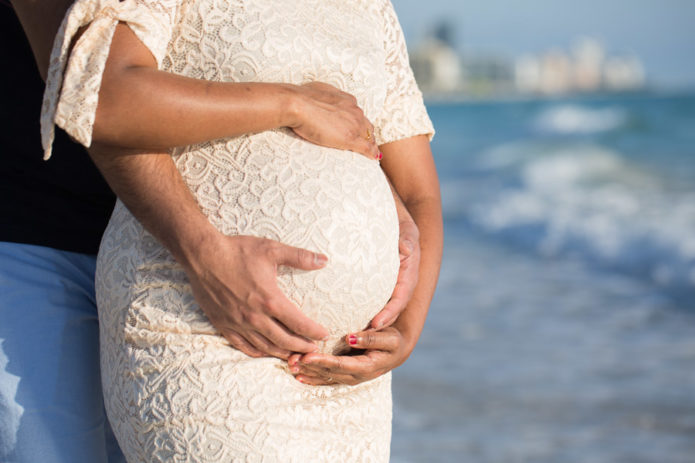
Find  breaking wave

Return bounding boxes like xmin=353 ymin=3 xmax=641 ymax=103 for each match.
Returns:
xmin=443 ymin=143 xmax=695 ymax=294
xmin=534 ymin=105 xmax=629 ymax=134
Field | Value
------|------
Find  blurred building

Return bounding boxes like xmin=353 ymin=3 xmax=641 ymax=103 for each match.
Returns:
xmin=463 ymin=55 xmax=514 ymax=96
xmin=410 ymin=30 xmax=646 ymax=98
xmin=572 ymin=37 xmax=605 ymax=91
xmin=515 ymin=54 xmax=542 ymax=94
xmin=539 ymin=49 xmax=573 ymax=94
xmin=603 ymin=54 xmax=646 ymax=90
xmin=512 ymin=37 xmax=646 ymax=96
xmin=410 ymin=38 xmax=463 ymax=94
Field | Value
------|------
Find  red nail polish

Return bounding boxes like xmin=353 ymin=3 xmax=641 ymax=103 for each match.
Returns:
xmin=377 ymin=151 xmax=383 ymax=160
xmin=349 ymin=335 xmax=357 ymax=346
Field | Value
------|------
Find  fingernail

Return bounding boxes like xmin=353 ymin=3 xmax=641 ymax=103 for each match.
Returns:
xmin=314 ymin=253 xmax=328 ymax=266
xmin=376 ymin=151 xmax=383 ymax=160
xmin=404 ymin=240 xmax=414 ymax=252
xmin=297 ymin=377 xmax=305 ymax=384
xmin=348 ymin=335 xmax=358 ymax=346
xmin=373 ymin=321 xmax=383 ymax=330
xmin=291 ymin=366 xmax=300 ymax=374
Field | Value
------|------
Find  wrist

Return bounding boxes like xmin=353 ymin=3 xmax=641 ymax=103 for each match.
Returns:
xmin=392 ymin=308 xmax=424 ymax=353
xmin=166 ymin=216 xmax=224 ymax=275
xmin=278 ymin=83 xmax=304 ymax=129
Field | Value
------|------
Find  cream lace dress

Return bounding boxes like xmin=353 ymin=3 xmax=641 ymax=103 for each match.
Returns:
xmin=41 ymin=0 xmax=433 ymax=461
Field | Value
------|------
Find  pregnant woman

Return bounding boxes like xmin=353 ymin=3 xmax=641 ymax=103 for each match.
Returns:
xmin=41 ymin=0 xmax=442 ymax=461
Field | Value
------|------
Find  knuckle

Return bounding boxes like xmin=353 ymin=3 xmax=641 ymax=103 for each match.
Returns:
xmin=295 ymin=247 xmax=310 ymax=266
xmin=225 ymin=308 xmax=245 ymax=327
xmin=364 ymin=332 xmax=377 ymax=348
xmin=243 ymin=310 xmax=263 ymax=327
xmin=248 ymin=335 xmax=270 ymax=353
xmin=263 ymin=297 xmax=281 ymax=317
xmin=261 ymin=239 xmax=279 ymax=260
xmin=245 ymin=347 xmax=264 ymax=358
xmin=224 ymin=332 xmax=242 ymax=348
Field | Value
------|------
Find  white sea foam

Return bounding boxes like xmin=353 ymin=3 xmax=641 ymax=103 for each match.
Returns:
xmin=459 ymin=145 xmax=695 ymax=292
xmin=534 ymin=105 xmax=628 ymax=134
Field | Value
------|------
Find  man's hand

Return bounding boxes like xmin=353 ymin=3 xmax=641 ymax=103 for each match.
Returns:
xmin=186 ymin=233 xmax=330 ymax=359
xmin=369 ymin=216 xmax=420 ymax=330
xmin=287 ymin=326 xmax=413 ymax=386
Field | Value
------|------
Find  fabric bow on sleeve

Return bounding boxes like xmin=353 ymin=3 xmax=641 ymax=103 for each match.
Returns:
xmin=40 ymin=0 xmax=175 ymax=160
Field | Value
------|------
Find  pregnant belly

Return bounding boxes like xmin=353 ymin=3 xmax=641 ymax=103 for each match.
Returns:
xmin=175 ymin=131 xmax=400 ymax=354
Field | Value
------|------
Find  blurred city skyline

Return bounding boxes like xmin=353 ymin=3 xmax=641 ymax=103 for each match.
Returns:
xmin=393 ymin=0 xmax=695 ymax=89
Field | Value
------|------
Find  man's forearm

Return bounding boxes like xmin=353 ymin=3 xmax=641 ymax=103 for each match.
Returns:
xmin=87 ymin=144 xmax=220 ymax=269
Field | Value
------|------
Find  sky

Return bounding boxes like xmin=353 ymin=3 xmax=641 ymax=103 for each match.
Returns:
xmin=393 ymin=0 xmax=695 ymax=88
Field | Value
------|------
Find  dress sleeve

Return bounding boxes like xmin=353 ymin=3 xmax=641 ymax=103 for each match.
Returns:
xmin=40 ymin=0 xmax=182 ymax=160
xmin=373 ymin=0 xmax=434 ymax=147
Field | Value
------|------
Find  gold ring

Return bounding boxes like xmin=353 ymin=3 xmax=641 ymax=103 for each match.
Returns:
xmin=365 ymin=131 xmax=372 ymax=141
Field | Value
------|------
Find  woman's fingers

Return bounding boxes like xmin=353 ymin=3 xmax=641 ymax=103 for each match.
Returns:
xmin=292 ymin=82 xmax=381 ymax=160
xmin=286 ymin=328 xmax=408 ymax=386
xmin=347 ymin=329 xmax=401 ymax=351
xmin=291 ymin=359 xmax=359 ymax=385
xmin=359 ymin=136 xmax=381 ymax=160
xmin=297 ymin=352 xmax=370 ymax=374
xmin=370 ymin=221 xmax=420 ymax=329
xmin=294 ymin=374 xmax=342 ymax=386
xmin=292 ymin=357 xmax=374 ymax=386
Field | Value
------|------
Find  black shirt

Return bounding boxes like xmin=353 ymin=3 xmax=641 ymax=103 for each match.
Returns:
xmin=0 ymin=3 xmax=116 ymax=255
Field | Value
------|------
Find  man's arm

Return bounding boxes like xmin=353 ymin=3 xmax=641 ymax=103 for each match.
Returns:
xmin=89 ymin=144 xmax=331 ymax=358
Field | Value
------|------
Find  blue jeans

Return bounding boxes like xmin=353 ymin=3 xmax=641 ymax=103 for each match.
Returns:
xmin=0 ymin=242 xmax=124 ymax=463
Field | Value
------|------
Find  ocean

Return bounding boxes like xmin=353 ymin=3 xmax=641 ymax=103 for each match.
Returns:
xmin=391 ymin=92 xmax=695 ymax=463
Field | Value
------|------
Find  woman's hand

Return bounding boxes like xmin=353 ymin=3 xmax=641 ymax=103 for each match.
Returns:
xmin=370 ymin=218 xmax=420 ymax=330
xmin=289 ymin=135 xmax=443 ymax=387
xmin=288 ymin=82 xmax=381 ymax=160
xmin=287 ymin=327 xmax=414 ymax=386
